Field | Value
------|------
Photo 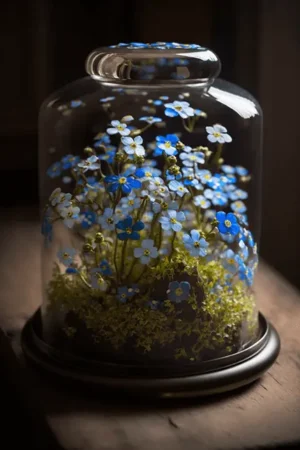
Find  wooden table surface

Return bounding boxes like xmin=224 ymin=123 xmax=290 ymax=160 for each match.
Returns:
xmin=0 ymin=207 xmax=300 ymax=450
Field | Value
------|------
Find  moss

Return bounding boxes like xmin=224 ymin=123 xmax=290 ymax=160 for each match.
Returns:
xmin=46 ymin=253 xmax=258 ymax=361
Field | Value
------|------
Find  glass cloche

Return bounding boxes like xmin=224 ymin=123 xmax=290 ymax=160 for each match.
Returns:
xmin=33 ymin=42 xmax=279 ymax=393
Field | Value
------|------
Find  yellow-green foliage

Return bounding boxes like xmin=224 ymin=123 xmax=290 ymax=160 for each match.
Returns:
xmin=46 ymin=255 xmax=258 ymax=361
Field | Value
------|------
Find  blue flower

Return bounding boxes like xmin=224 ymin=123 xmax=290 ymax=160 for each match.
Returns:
xmin=221 ymin=165 xmax=235 ymax=174
xmin=134 ymin=239 xmax=159 ymax=264
xmin=164 ymin=101 xmax=194 ymax=119
xmin=90 ymin=268 xmax=108 ymax=291
xmin=183 ymin=230 xmax=208 ymax=257
xmin=229 ymin=189 xmax=248 ymax=201
xmin=193 ymin=195 xmax=211 ymax=209
xmin=99 ymin=96 xmax=115 ymax=103
xmin=47 ymin=161 xmax=61 ymax=178
xmin=99 ymin=259 xmax=112 ymax=276
xmin=169 ymin=180 xmax=188 ymax=197
xmin=179 ymin=151 xmax=205 ymax=167
xmin=152 ymin=200 xmax=178 ymax=213
xmin=66 ymin=267 xmax=78 ymax=274
xmin=94 ymin=134 xmax=111 ymax=146
xmin=222 ymin=249 xmax=239 ymax=273
xmin=135 ymin=166 xmax=161 ymax=180
xmin=70 ymin=100 xmax=83 ymax=108
xmin=121 ymin=136 xmax=145 ymax=156
xmin=159 ymin=210 xmax=186 ymax=232
xmin=206 ymin=124 xmax=232 ymax=143
xmin=61 ymin=154 xmax=80 ymax=169
xmin=98 ymin=207 xmax=118 ymax=231
xmin=116 ymin=216 xmax=144 ymax=240
xmin=139 ymin=116 xmax=162 ymax=124
xmin=105 ymin=174 xmax=141 ymax=194
xmin=246 ymin=230 xmax=254 ymax=248
xmin=57 ymin=247 xmax=76 ymax=266
xmin=78 ymin=155 xmax=100 ymax=172
xmin=231 ymin=200 xmax=247 ymax=213
xmin=216 ymin=211 xmax=240 ymax=236
xmin=98 ymin=150 xmax=116 ymax=164
xmin=197 ymin=169 xmax=212 ymax=184
xmin=236 ymin=166 xmax=248 ymax=176
xmin=207 ymin=174 xmax=226 ymax=190
xmin=238 ymin=240 xmax=249 ymax=261
xmin=117 ymin=286 xmax=133 ymax=303
xmin=49 ymin=188 xmax=72 ymax=207
xmin=60 ymin=205 xmax=80 ymax=228
xmin=107 ymin=120 xmax=130 ymax=136
xmin=204 ymin=189 xmax=228 ymax=207
xmin=212 ymin=191 xmax=228 ymax=207
xmin=156 ymin=134 xmax=179 ymax=155
xmin=238 ymin=264 xmax=254 ymax=287
xmin=80 ymin=211 xmax=97 ymax=229
xmin=120 ymin=193 xmax=141 ymax=213
xmin=167 ymin=281 xmax=191 ymax=303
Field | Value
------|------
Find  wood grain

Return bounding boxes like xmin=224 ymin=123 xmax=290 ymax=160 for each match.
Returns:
xmin=0 ymin=208 xmax=299 ymax=450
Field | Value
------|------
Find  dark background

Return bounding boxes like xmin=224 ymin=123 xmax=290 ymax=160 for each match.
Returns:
xmin=1 ymin=0 xmax=300 ymax=288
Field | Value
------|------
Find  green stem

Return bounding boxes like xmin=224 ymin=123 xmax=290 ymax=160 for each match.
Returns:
xmin=126 ymin=258 xmax=138 ymax=281
xmin=77 ymin=272 xmax=92 ymax=289
xmin=181 ymin=118 xmax=192 ymax=132
xmin=157 ymin=226 xmax=163 ymax=251
xmin=113 ymin=239 xmax=119 ymax=280
xmin=150 ymin=213 xmax=160 ymax=239
xmin=120 ymin=240 xmax=128 ymax=279
xmin=212 ymin=143 xmax=223 ymax=166
xmin=134 ymin=265 xmax=148 ymax=283
xmin=137 ymin=197 xmax=148 ymax=221
xmin=169 ymin=231 xmax=177 ymax=259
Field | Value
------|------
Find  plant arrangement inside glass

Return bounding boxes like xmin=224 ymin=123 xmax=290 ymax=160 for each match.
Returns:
xmin=26 ymin=42 xmax=279 ymax=392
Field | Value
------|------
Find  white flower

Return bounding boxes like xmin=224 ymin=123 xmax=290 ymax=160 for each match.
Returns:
xmin=121 ymin=136 xmax=145 ymax=156
xmin=107 ymin=120 xmax=130 ymax=136
xmin=206 ymin=124 xmax=232 ymax=144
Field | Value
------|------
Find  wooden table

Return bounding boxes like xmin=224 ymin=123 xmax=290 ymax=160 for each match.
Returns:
xmin=0 ymin=207 xmax=300 ymax=450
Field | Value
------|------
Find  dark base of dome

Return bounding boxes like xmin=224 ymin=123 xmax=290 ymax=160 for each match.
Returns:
xmin=21 ymin=309 xmax=280 ymax=398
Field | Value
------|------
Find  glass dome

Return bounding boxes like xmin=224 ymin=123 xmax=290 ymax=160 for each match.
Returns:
xmin=39 ymin=42 xmax=262 ymax=369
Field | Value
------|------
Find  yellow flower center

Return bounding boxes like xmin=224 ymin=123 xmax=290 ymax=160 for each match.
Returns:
xmin=63 ymin=252 xmax=69 ymax=258
xmin=213 ymin=132 xmax=221 ymax=137
xmin=175 ymin=106 xmax=182 ymax=111
xmin=194 ymin=242 xmax=200 ymax=248
xmin=175 ymin=287 xmax=183 ymax=296
xmin=165 ymin=141 xmax=171 ymax=148
xmin=107 ymin=218 xmax=114 ymax=224
xmin=225 ymin=220 xmax=232 ymax=227
xmin=130 ymin=143 xmax=137 ymax=148
xmin=119 ymin=177 xmax=127 ymax=184
xmin=178 ymin=187 xmax=185 ymax=191
xmin=159 ymin=187 xmax=166 ymax=193
xmin=145 ymin=171 xmax=152 ymax=177
xmin=228 ymin=258 xmax=235 ymax=264
xmin=190 ymin=155 xmax=196 ymax=160
xmin=200 ymin=201 xmax=206 ymax=206
xmin=155 ymin=181 xmax=160 ymax=186
xmin=121 ymin=293 xmax=126 ymax=298
xmin=117 ymin=125 xmax=124 ymax=131
xmin=162 ymin=202 xmax=168 ymax=209
xmin=170 ymin=218 xmax=177 ymax=224
xmin=204 ymin=174 xmax=210 ymax=180
xmin=126 ymin=227 xmax=132 ymax=234
xmin=143 ymin=249 xmax=150 ymax=256
xmin=128 ymin=200 xmax=134 ymax=205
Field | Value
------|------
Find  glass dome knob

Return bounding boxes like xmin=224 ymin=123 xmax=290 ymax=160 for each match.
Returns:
xmin=85 ymin=42 xmax=221 ymax=85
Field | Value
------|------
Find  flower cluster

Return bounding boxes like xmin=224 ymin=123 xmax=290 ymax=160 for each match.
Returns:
xmin=44 ymin=93 xmax=257 ymax=314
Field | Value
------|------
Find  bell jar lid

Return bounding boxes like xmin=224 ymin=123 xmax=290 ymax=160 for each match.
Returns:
xmin=85 ymin=41 xmax=221 ymax=85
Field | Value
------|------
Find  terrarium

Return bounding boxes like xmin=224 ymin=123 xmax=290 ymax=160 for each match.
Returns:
xmin=22 ymin=42 xmax=280 ymax=396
